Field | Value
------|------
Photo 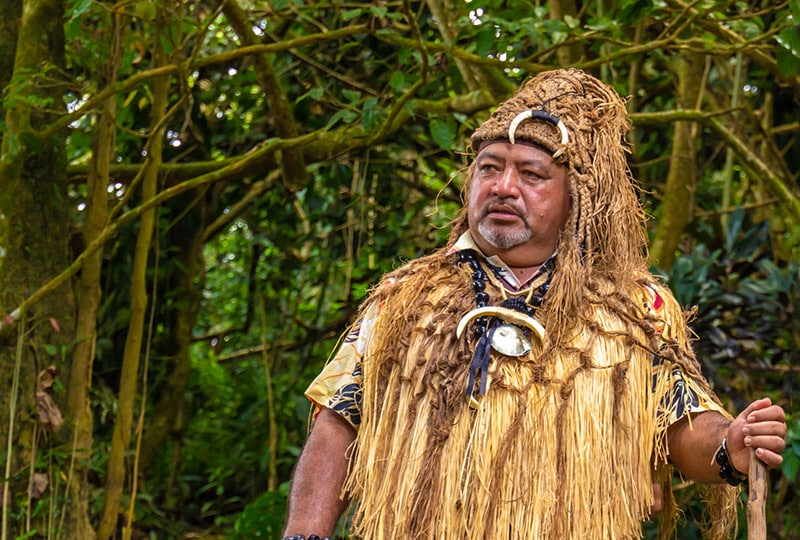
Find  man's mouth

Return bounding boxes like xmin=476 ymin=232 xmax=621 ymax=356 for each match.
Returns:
xmin=485 ymin=204 xmax=522 ymax=222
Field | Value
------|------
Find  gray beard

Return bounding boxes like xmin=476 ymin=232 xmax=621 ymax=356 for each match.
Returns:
xmin=477 ymin=220 xmax=532 ymax=250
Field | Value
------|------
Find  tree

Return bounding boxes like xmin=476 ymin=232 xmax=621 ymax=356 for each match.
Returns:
xmin=0 ymin=0 xmax=89 ymax=537
xmin=1 ymin=0 xmax=798 ymax=538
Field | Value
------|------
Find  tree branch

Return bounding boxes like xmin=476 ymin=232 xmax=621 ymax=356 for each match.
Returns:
xmin=663 ymin=0 xmax=800 ymax=95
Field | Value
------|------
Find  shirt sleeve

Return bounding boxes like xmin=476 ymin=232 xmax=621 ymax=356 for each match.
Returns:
xmin=640 ymin=283 xmax=729 ymax=425
xmin=304 ymin=300 xmax=379 ymax=430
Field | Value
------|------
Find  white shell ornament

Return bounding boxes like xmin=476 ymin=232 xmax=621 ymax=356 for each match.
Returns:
xmin=490 ymin=324 xmax=531 ymax=357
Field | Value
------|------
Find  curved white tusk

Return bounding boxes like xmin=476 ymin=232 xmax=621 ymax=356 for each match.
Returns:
xmin=553 ymin=119 xmax=569 ymax=146
xmin=456 ymin=306 xmax=545 ymax=343
xmin=551 ymin=120 xmax=569 ymax=158
xmin=508 ymin=110 xmax=570 ymax=158
xmin=508 ymin=110 xmax=533 ymax=145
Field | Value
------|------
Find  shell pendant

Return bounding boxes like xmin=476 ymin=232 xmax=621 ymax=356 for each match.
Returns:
xmin=490 ymin=323 xmax=531 ymax=357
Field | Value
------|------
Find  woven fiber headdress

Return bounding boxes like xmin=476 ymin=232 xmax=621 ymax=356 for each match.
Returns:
xmin=464 ymin=68 xmax=648 ymax=286
xmin=470 ymin=68 xmax=629 ymax=169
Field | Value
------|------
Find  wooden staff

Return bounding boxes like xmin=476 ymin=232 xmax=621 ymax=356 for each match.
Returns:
xmin=747 ymin=448 xmax=769 ymax=540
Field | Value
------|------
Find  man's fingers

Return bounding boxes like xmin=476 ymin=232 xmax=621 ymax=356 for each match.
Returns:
xmin=743 ymin=420 xmax=787 ymax=438
xmin=747 ymin=404 xmax=785 ymax=424
xmin=734 ymin=398 xmax=770 ymax=427
xmin=744 ymin=397 xmax=774 ymax=416
xmin=753 ymin=446 xmax=785 ymax=468
xmin=744 ymin=433 xmax=787 ymax=451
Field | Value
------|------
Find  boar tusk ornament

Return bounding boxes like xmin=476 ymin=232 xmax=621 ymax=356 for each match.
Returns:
xmin=456 ymin=306 xmax=545 ymax=357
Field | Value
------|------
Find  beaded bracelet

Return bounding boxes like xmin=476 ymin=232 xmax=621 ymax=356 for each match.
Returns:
xmin=714 ymin=437 xmax=748 ymax=486
xmin=282 ymin=535 xmax=330 ymax=540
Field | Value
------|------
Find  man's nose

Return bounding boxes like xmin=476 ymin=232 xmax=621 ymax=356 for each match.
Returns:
xmin=492 ymin=166 xmax=520 ymax=197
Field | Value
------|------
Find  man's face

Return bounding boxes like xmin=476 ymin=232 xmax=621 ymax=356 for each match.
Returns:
xmin=467 ymin=141 xmax=571 ymax=266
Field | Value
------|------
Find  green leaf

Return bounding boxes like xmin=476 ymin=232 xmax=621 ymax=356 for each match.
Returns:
xmin=370 ymin=5 xmax=388 ymax=18
xmin=389 ymin=71 xmax=407 ymax=91
xmin=776 ymin=27 xmax=800 ymax=76
xmin=724 ymin=207 xmax=744 ymax=255
xmin=776 ymin=26 xmax=800 ymax=57
xmin=474 ymin=25 xmax=496 ymax=57
xmin=361 ymin=99 xmax=387 ymax=132
xmin=342 ymin=8 xmax=365 ymax=21
xmin=429 ymin=118 xmax=454 ymax=150
xmin=296 ymin=86 xmax=324 ymax=103
xmin=342 ymin=89 xmax=361 ymax=103
xmin=325 ymin=108 xmax=358 ymax=129
xmin=66 ymin=0 xmax=93 ymax=21
xmin=564 ymin=15 xmax=581 ymax=29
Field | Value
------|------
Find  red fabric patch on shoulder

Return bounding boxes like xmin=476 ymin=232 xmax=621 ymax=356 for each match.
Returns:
xmin=652 ymin=290 xmax=664 ymax=311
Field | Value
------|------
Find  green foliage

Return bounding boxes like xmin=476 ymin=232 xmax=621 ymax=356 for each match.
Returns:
xmin=429 ymin=118 xmax=455 ymax=150
xmin=784 ymin=413 xmax=800 ymax=483
xmin=230 ymin=484 xmax=289 ymax=539
xmin=664 ymin=209 xmax=798 ymax=399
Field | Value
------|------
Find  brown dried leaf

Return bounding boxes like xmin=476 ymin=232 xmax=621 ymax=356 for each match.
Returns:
xmin=28 ymin=472 xmax=48 ymax=499
xmin=37 ymin=365 xmax=58 ymax=392
xmin=35 ymin=391 xmax=64 ymax=430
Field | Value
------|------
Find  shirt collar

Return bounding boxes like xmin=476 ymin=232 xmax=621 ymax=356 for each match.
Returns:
xmin=449 ymin=232 xmax=556 ymax=291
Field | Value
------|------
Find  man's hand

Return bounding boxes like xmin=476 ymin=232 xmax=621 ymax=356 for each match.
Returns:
xmin=667 ymin=399 xmax=786 ymax=484
xmin=725 ymin=397 xmax=786 ymax=474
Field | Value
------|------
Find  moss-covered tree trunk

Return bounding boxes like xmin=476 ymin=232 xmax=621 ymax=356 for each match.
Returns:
xmin=138 ymin=192 xmax=212 ymax=478
xmin=222 ymin=0 xmax=307 ymax=191
xmin=550 ymin=0 xmax=585 ymax=66
xmin=649 ymin=53 xmax=706 ymax=270
xmin=95 ymin=15 xmax=170 ymax=540
xmin=0 ymin=0 xmax=85 ymax=537
xmin=425 ymin=0 xmax=512 ymax=97
xmin=0 ymin=0 xmax=21 ymax=140
xmin=64 ymin=10 xmax=125 ymax=540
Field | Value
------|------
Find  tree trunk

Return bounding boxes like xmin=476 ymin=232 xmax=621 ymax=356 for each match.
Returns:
xmin=0 ymin=0 xmax=80 ymax=538
xmin=550 ymin=0 xmax=585 ymax=66
xmin=257 ymin=294 xmax=280 ymax=491
xmin=222 ymin=0 xmax=307 ymax=191
xmin=64 ymin=10 xmax=126 ymax=540
xmin=138 ymin=192 xmax=211 ymax=477
xmin=0 ymin=0 xmax=22 ymax=143
xmin=425 ymin=0 xmax=511 ymax=97
xmin=95 ymin=20 xmax=170 ymax=540
xmin=649 ymin=53 xmax=706 ymax=270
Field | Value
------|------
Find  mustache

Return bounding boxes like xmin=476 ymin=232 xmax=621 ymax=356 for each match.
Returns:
xmin=481 ymin=200 xmax=526 ymax=220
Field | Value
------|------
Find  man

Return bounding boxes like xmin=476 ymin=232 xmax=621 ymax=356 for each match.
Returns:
xmin=282 ymin=68 xmax=787 ymax=539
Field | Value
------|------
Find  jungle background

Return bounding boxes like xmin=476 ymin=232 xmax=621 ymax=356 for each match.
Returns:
xmin=0 ymin=0 xmax=798 ymax=538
